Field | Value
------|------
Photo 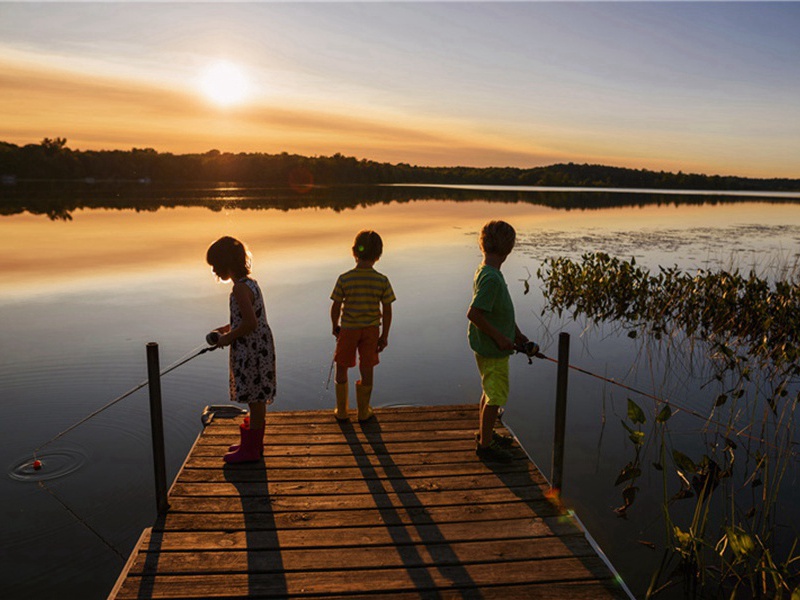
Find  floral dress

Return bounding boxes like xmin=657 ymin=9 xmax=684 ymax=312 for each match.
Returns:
xmin=229 ymin=277 xmax=276 ymax=405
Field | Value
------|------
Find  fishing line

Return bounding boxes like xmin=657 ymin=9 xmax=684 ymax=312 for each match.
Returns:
xmin=38 ymin=481 xmax=127 ymax=562
xmin=324 ymin=353 xmax=336 ymax=391
xmin=532 ymin=351 xmax=797 ymax=452
xmin=32 ymin=344 xmax=217 ymax=457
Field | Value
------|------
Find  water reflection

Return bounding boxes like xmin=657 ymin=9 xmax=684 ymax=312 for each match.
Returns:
xmin=2 ymin=187 xmax=800 ymax=599
xmin=2 ymin=181 xmax=799 ymax=222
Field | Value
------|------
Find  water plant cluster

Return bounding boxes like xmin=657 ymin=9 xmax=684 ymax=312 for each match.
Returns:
xmin=537 ymin=252 xmax=800 ymax=598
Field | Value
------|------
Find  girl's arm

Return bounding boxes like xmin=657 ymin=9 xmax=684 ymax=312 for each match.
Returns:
xmin=378 ymin=302 xmax=392 ymax=351
xmin=330 ymin=300 xmax=342 ymax=337
xmin=467 ymin=306 xmax=515 ymax=352
xmin=218 ymin=282 xmax=257 ymax=347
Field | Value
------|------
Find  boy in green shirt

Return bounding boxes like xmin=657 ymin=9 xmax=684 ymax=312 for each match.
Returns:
xmin=467 ymin=220 xmax=537 ymax=462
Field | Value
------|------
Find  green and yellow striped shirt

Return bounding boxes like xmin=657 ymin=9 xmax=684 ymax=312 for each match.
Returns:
xmin=331 ymin=267 xmax=396 ymax=328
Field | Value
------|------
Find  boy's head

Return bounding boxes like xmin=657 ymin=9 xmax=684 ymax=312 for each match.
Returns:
xmin=479 ymin=220 xmax=516 ymax=256
xmin=352 ymin=230 xmax=383 ymax=262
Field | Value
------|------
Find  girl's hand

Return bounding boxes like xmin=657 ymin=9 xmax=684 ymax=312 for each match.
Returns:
xmin=217 ymin=332 xmax=233 ymax=348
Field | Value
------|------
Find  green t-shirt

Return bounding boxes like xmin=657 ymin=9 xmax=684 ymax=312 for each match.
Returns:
xmin=468 ymin=264 xmax=515 ymax=358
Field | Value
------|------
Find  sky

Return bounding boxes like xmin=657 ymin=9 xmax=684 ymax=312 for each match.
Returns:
xmin=1 ymin=2 xmax=798 ymax=178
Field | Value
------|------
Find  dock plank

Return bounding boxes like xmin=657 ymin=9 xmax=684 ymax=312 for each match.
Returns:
xmin=110 ymin=404 xmax=630 ymax=599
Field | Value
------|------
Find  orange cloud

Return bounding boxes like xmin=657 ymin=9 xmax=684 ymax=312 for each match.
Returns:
xmin=0 ymin=51 xmax=560 ymax=168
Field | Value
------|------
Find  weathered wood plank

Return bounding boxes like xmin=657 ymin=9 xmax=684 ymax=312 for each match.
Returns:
xmin=191 ymin=439 xmax=482 ymax=456
xmin=115 ymin=557 xmax=622 ymax=599
xmin=178 ymin=460 xmax=534 ymax=483
xmin=110 ymin=405 xmax=630 ymax=600
xmin=128 ymin=535 xmax=595 ymax=575
xmin=167 ymin=474 xmax=545 ymax=500
xmin=164 ymin=485 xmax=554 ymax=513
xmin=223 ymin=404 xmax=479 ymax=425
xmin=157 ymin=502 xmax=562 ymax=532
xmin=186 ymin=447 xmax=516 ymax=466
xmin=138 ymin=517 xmax=576 ymax=551
xmin=203 ymin=417 xmax=483 ymax=435
xmin=197 ymin=429 xmax=491 ymax=447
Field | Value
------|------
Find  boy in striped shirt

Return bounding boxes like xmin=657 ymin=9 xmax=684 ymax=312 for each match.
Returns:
xmin=330 ymin=230 xmax=396 ymax=421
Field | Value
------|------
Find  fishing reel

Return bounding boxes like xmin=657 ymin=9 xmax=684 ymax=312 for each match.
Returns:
xmin=516 ymin=340 xmax=541 ymax=364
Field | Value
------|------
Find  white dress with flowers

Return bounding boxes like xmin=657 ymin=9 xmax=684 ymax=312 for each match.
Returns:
xmin=229 ymin=277 xmax=276 ymax=405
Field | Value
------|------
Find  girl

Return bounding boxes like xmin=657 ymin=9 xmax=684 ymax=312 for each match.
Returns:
xmin=207 ymin=236 xmax=276 ymax=463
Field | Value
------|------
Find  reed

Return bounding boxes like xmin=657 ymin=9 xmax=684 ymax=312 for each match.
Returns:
xmin=538 ymin=253 xmax=800 ymax=598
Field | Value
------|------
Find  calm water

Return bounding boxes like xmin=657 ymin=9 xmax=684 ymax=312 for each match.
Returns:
xmin=1 ymin=184 xmax=799 ymax=598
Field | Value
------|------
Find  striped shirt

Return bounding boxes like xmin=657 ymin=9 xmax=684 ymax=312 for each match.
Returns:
xmin=331 ymin=267 xmax=396 ymax=328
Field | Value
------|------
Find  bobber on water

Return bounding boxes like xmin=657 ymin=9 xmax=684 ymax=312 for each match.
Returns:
xmin=32 ymin=459 xmax=42 ymax=471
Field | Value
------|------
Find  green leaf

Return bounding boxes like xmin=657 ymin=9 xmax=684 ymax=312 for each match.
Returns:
xmin=622 ymin=485 xmax=638 ymax=507
xmin=615 ymin=462 xmax=642 ymax=486
xmin=791 ymin=585 xmax=800 ymax=600
xmin=627 ymin=399 xmax=646 ymax=424
xmin=673 ymin=450 xmax=697 ymax=473
xmin=715 ymin=394 xmax=728 ymax=407
xmin=726 ymin=527 xmax=755 ymax=559
xmin=656 ymin=405 xmax=672 ymax=423
xmin=629 ymin=430 xmax=645 ymax=446
xmin=673 ymin=526 xmax=691 ymax=549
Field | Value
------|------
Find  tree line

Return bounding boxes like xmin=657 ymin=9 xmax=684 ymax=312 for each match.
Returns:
xmin=2 ymin=138 xmax=798 ymax=191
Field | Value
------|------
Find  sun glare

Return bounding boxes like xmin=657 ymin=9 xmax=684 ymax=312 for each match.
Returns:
xmin=198 ymin=61 xmax=250 ymax=107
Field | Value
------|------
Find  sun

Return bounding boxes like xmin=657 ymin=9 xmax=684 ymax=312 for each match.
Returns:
xmin=198 ymin=61 xmax=250 ymax=107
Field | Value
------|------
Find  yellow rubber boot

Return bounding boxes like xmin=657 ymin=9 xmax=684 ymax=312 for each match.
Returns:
xmin=334 ymin=382 xmax=350 ymax=421
xmin=356 ymin=380 xmax=374 ymax=422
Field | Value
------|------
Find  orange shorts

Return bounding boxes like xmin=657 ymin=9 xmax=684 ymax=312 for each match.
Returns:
xmin=334 ymin=326 xmax=380 ymax=369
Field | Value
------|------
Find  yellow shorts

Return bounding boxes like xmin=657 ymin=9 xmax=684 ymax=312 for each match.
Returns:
xmin=475 ymin=355 xmax=510 ymax=407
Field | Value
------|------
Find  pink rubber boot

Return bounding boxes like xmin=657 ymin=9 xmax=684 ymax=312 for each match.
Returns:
xmin=223 ymin=424 xmax=264 ymax=464
xmin=228 ymin=416 xmax=250 ymax=451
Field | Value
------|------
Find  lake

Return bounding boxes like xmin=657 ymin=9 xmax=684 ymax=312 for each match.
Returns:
xmin=2 ymin=183 xmax=799 ymax=598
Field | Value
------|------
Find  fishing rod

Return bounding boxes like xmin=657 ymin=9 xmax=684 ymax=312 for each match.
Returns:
xmin=31 ymin=343 xmax=217 ymax=460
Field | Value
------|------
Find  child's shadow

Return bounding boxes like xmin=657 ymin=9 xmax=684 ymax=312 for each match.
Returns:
xmin=339 ymin=418 xmax=483 ymax=600
xmin=222 ymin=458 xmax=288 ymax=597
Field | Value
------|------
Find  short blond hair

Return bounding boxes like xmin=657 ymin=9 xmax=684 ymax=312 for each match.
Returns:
xmin=479 ymin=220 xmax=516 ymax=256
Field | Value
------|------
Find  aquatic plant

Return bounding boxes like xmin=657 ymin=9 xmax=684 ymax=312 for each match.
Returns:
xmin=537 ymin=252 xmax=800 ymax=598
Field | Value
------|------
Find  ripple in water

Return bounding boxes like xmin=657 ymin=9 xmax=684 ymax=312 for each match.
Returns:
xmin=8 ymin=446 xmax=88 ymax=482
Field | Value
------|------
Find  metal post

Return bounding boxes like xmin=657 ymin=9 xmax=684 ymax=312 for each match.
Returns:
xmin=146 ymin=342 xmax=169 ymax=514
xmin=551 ymin=332 xmax=570 ymax=493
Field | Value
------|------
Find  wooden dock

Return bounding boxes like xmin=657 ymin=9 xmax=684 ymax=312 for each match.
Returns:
xmin=110 ymin=404 xmax=631 ymax=599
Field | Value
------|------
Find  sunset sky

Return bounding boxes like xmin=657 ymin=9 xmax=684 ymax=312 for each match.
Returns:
xmin=1 ymin=2 xmax=798 ymax=178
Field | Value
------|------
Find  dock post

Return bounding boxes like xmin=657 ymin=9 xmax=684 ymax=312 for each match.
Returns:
xmin=146 ymin=342 xmax=169 ymax=514
xmin=551 ymin=332 xmax=570 ymax=493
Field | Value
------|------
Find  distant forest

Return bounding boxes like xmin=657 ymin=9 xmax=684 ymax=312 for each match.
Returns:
xmin=2 ymin=138 xmax=799 ymax=191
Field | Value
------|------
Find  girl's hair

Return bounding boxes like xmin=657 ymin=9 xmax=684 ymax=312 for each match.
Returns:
xmin=206 ymin=236 xmax=251 ymax=278
xmin=479 ymin=220 xmax=516 ymax=256
xmin=352 ymin=230 xmax=383 ymax=262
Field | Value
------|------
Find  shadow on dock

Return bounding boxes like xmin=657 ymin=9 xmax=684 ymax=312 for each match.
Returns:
xmin=222 ymin=455 xmax=288 ymax=597
xmin=340 ymin=417 xmax=483 ymax=599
